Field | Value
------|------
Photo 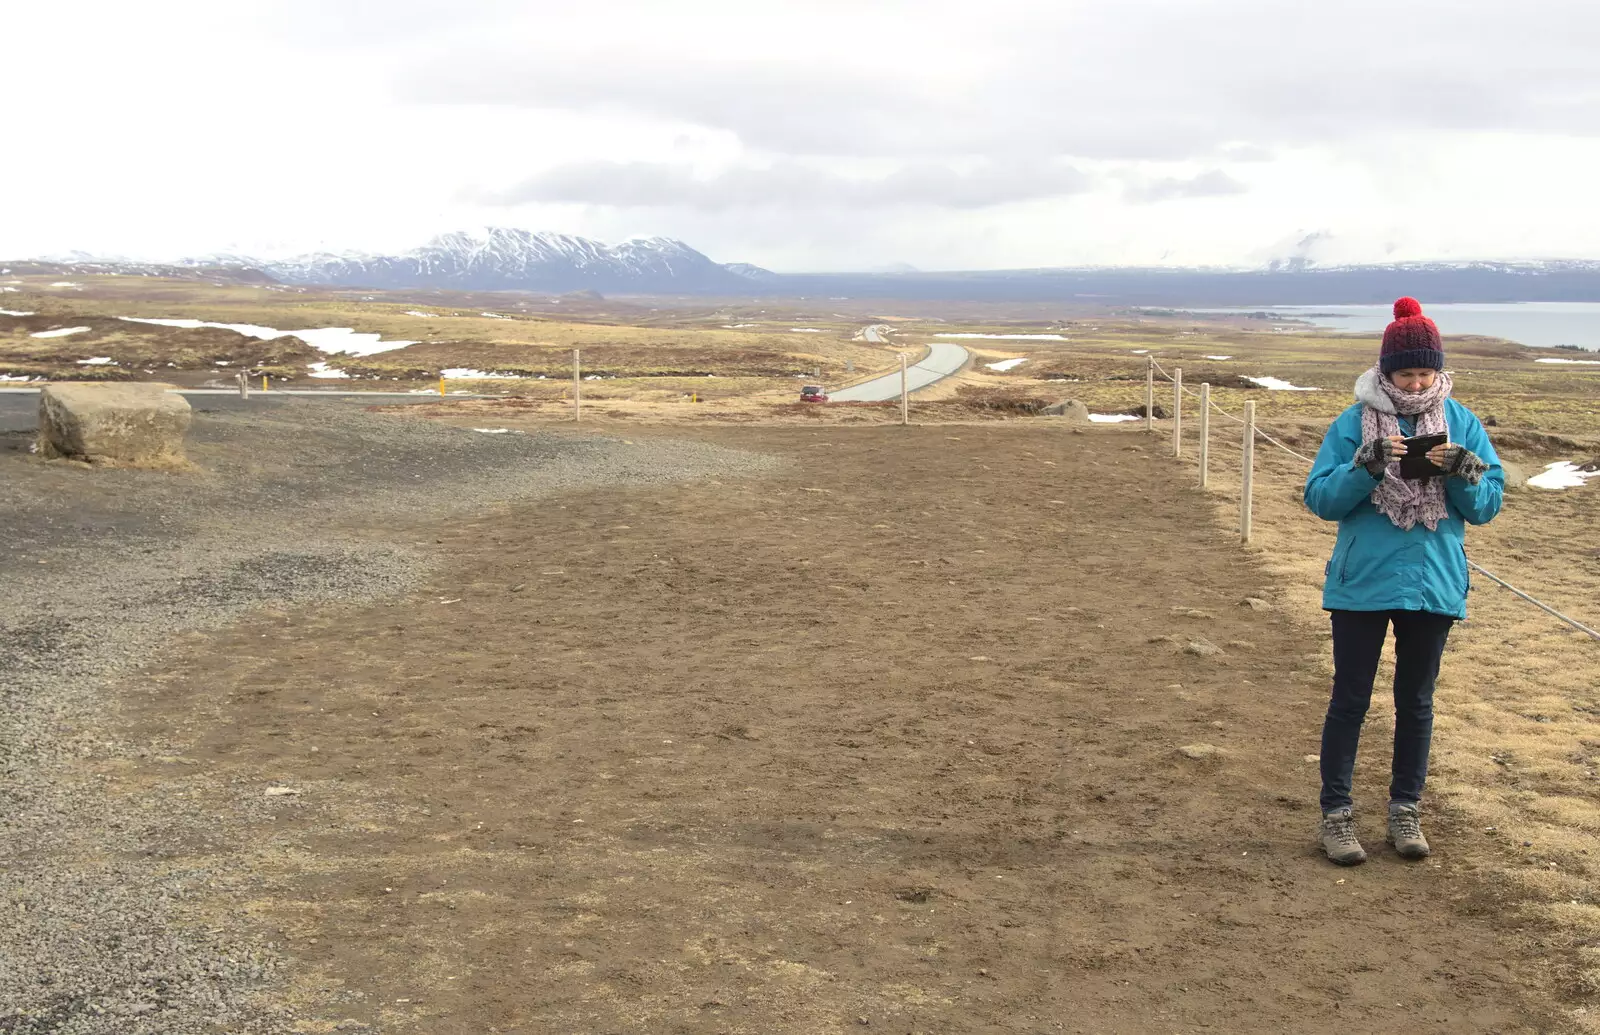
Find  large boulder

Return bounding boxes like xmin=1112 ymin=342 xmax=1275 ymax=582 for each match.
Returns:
xmin=1040 ymin=398 xmax=1091 ymax=421
xmin=38 ymin=382 xmax=191 ymax=466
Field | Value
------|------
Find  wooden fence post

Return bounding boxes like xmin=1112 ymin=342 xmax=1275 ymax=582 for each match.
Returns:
xmin=238 ymin=370 xmax=249 ymax=399
xmin=1172 ymin=366 xmax=1183 ymax=457
xmin=573 ymin=348 xmax=581 ymax=421
xmin=1145 ymin=355 xmax=1154 ymax=433
xmin=900 ymin=354 xmax=908 ymax=426
xmin=1198 ymin=382 xmax=1210 ymax=488
xmin=1241 ymin=400 xmax=1256 ymax=544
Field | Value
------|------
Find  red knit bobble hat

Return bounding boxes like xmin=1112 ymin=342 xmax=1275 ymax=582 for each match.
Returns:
xmin=1380 ymin=297 xmax=1444 ymax=375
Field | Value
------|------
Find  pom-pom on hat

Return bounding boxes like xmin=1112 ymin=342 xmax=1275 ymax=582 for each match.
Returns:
xmin=1380 ymin=296 xmax=1444 ymax=374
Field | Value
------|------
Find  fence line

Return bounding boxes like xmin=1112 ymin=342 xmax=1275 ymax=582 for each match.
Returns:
xmin=1142 ymin=355 xmax=1600 ymax=643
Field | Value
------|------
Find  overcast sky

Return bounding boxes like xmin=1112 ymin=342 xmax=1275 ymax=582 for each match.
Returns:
xmin=6 ymin=0 xmax=1600 ymax=271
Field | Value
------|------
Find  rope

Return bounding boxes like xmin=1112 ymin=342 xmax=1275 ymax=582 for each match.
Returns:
xmin=1143 ymin=355 xmax=1598 ymax=643
xmin=1148 ymin=355 xmax=1318 ymax=464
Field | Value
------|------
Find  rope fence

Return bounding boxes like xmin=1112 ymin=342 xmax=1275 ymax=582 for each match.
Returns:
xmin=1141 ymin=355 xmax=1600 ymax=642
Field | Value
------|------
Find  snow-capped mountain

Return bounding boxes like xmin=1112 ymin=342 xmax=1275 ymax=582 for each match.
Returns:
xmin=256 ymin=229 xmax=757 ymax=294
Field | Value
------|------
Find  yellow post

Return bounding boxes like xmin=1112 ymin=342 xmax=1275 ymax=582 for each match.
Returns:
xmin=262 ymin=375 xmax=268 ymax=392
xmin=438 ymin=376 xmax=445 ymax=396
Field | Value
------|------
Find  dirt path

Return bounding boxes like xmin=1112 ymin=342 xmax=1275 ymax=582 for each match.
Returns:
xmin=115 ymin=424 xmax=1556 ymax=1033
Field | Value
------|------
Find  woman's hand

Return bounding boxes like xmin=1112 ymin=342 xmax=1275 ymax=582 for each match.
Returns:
xmin=1428 ymin=443 xmax=1489 ymax=483
xmin=1354 ymin=435 xmax=1407 ymax=477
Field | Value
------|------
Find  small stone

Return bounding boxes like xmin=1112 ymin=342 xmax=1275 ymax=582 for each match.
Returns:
xmin=1183 ymin=640 xmax=1224 ymax=658
xmin=263 ymin=786 xmax=300 ymax=797
xmin=968 ymin=656 xmax=992 ymax=662
xmin=1242 ymin=597 xmax=1273 ymax=611
xmin=1304 ymin=754 xmax=1320 ymax=763
xmin=1226 ymin=640 xmax=1257 ymax=651
xmin=510 ymin=584 xmax=526 ymax=592
xmin=1177 ymin=743 xmax=1223 ymax=761
xmin=1170 ymin=607 xmax=1215 ymax=620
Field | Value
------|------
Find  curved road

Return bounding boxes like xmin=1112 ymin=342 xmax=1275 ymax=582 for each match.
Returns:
xmin=829 ymin=340 xmax=970 ymax=402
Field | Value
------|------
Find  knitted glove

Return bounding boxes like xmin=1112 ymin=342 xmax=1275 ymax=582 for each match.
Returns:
xmin=1434 ymin=444 xmax=1488 ymax=485
xmin=1353 ymin=437 xmax=1398 ymax=478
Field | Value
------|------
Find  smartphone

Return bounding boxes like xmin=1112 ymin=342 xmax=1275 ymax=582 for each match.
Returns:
xmin=1399 ymin=433 xmax=1448 ymax=479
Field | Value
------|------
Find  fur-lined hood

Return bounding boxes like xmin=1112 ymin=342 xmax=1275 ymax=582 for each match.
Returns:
xmin=1353 ymin=367 xmax=1395 ymax=414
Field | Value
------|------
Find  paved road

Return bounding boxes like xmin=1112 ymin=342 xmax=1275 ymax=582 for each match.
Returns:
xmin=828 ymin=341 xmax=970 ymax=402
xmin=0 ymin=390 xmax=485 ymax=434
xmin=861 ymin=324 xmax=890 ymax=344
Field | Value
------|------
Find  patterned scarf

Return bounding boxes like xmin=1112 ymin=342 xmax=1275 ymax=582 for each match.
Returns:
xmin=1359 ymin=365 xmax=1452 ymax=531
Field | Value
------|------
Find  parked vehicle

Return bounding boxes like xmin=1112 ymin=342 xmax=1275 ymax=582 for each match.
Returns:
xmin=799 ymin=385 xmax=828 ymax=402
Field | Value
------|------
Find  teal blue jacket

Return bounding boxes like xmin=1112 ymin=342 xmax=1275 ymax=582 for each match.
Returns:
xmin=1303 ymin=373 xmax=1503 ymax=618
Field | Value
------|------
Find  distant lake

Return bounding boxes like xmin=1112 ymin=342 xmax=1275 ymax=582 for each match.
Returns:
xmin=1195 ymin=302 xmax=1600 ymax=351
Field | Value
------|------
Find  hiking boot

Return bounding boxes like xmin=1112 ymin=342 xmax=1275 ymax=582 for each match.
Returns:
xmin=1387 ymin=803 xmax=1431 ymax=859
xmin=1320 ymin=807 xmax=1367 ymax=865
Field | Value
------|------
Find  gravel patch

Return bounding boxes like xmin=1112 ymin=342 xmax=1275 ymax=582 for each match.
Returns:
xmin=0 ymin=400 xmax=779 ymax=1033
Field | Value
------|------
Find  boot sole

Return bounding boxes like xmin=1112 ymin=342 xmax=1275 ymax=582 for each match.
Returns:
xmin=1386 ymin=836 xmax=1431 ymax=859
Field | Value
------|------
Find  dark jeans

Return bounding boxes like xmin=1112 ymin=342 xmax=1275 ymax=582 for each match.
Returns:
xmin=1319 ymin=609 xmax=1454 ymax=814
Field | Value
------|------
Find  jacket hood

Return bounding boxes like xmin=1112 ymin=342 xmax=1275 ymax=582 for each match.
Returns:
xmin=1354 ymin=368 xmax=1395 ymax=414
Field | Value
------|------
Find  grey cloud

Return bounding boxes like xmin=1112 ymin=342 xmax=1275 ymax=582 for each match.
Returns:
xmin=396 ymin=0 xmax=1600 ymax=161
xmin=1124 ymin=170 xmax=1247 ymax=204
xmin=473 ymin=160 xmax=1092 ymax=211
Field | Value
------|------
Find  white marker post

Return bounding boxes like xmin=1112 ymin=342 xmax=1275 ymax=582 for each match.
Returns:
xmin=1172 ymin=366 xmax=1183 ymax=458
xmin=1198 ymin=382 xmax=1211 ymax=488
xmin=900 ymin=354 xmax=908 ymax=426
xmin=1241 ymin=400 xmax=1256 ymax=544
xmin=1145 ymin=355 xmax=1154 ymax=433
xmin=573 ymin=348 xmax=581 ymax=422
xmin=237 ymin=370 xmax=249 ymax=399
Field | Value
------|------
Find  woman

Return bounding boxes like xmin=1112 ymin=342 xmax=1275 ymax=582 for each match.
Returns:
xmin=1303 ymin=297 xmax=1504 ymax=865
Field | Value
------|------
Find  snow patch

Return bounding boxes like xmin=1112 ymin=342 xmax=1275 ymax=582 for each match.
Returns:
xmin=480 ymin=312 xmax=508 ymax=319
xmin=471 ymin=428 xmax=514 ymax=434
xmin=48 ymin=282 xmax=83 ymax=289
xmin=117 ymin=317 xmax=417 ymax=356
xmin=1536 ymin=357 xmax=1600 ymax=365
xmin=1088 ymin=414 xmax=1141 ymax=423
xmin=985 ymin=358 xmax=1027 ymax=371
xmin=723 ymin=323 xmax=758 ymax=329
xmin=75 ymin=357 xmax=115 ymax=366
xmin=0 ymin=373 xmax=40 ymax=381
xmin=441 ymin=367 xmax=518 ymax=379
xmin=790 ymin=327 xmax=825 ymax=333
xmin=403 ymin=310 xmax=440 ymax=317
xmin=0 ymin=308 xmax=35 ymax=316
xmin=935 ymin=333 xmax=1068 ymax=340
xmin=1245 ymin=376 xmax=1320 ymax=391
xmin=1529 ymin=461 xmax=1600 ymax=490
xmin=1203 ymin=355 xmax=1234 ymax=360
xmin=307 ymin=362 xmax=350 ymax=379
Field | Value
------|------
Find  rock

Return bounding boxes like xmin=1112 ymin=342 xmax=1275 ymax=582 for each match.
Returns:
xmin=1183 ymin=640 xmax=1224 ymax=657
xmin=1241 ymin=596 xmax=1273 ymax=611
xmin=1040 ymin=399 xmax=1090 ymax=421
xmin=1170 ymin=607 xmax=1215 ymax=620
xmin=38 ymin=382 xmax=191 ymax=466
xmin=1125 ymin=403 xmax=1170 ymax=419
xmin=1177 ymin=743 xmax=1223 ymax=761
xmin=1226 ymin=640 xmax=1257 ymax=651
xmin=1501 ymin=460 xmax=1527 ymax=491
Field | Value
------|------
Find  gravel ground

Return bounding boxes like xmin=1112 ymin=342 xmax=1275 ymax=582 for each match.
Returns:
xmin=0 ymin=400 xmax=778 ymax=1034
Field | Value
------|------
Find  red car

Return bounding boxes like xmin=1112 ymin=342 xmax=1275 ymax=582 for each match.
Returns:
xmin=799 ymin=385 xmax=829 ymax=402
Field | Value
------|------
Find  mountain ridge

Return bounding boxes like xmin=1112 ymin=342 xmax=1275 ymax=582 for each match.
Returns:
xmin=14 ymin=230 xmax=1600 ymax=304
